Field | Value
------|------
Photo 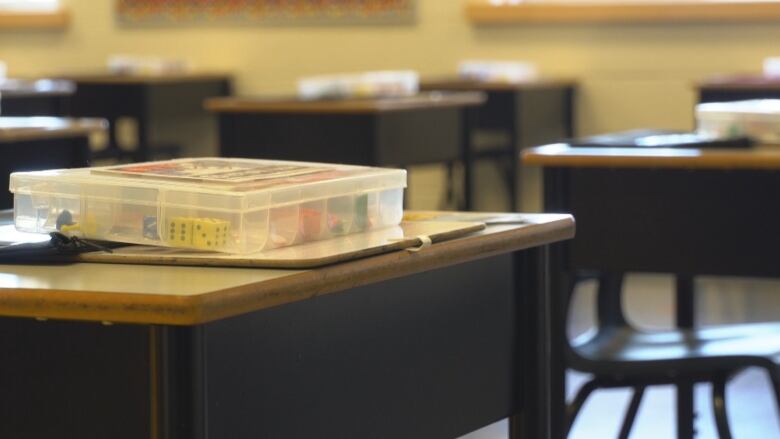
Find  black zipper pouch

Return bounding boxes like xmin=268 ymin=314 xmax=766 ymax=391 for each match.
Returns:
xmin=0 ymin=232 xmax=124 ymax=264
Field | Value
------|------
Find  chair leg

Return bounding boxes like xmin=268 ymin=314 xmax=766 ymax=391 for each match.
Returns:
xmin=618 ymin=386 xmax=645 ymax=439
xmin=566 ymin=378 xmax=600 ymax=436
xmin=712 ymin=377 xmax=732 ymax=439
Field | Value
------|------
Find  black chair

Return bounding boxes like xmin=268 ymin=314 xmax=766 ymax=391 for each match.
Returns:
xmin=565 ymin=272 xmax=780 ymax=438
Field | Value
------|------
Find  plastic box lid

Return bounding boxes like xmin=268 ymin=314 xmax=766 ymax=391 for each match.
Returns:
xmin=10 ymin=158 xmax=407 ymax=212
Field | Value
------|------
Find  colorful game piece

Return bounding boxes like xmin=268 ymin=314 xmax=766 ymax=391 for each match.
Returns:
xmin=299 ymin=208 xmax=323 ymax=240
xmin=143 ymin=216 xmax=159 ymax=240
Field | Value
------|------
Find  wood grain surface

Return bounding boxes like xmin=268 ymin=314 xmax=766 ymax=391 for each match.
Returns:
xmin=55 ymin=73 xmax=231 ymax=85
xmin=204 ymin=92 xmax=486 ymax=114
xmin=466 ymin=0 xmax=780 ymax=24
xmin=523 ymin=143 xmax=780 ymax=170
xmin=698 ymin=74 xmax=780 ymax=91
xmin=421 ymin=76 xmax=576 ymax=92
xmin=0 ymin=117 xmax=107 ymax=142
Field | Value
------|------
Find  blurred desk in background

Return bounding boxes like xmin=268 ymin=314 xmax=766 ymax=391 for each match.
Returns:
xmin=0 ymin=78 xmax=75 ymax=116
xmin=421 ymin=77 xmax=576 ymax=211
xmin=205 ymin=92 xmax=486 ymax=209
xmin=57 ymin=73 xmax=232 ymax=162
xmin=0 ymin=116 xmax=106 ymax=208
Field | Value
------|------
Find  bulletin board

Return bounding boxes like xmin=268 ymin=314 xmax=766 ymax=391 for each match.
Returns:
xmin=117 ymin=0 xmax=416 ymax=25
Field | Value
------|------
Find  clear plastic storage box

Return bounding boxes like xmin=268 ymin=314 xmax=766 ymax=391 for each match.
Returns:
xmin=696 ymin=99 xmax=780 ymax=144
xmin=10 ymin=158 xmax=406 ymax=254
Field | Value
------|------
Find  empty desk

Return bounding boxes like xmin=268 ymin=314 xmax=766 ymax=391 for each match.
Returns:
xmin=524 ymin=144 xmax=780 ymax=439
xmin=421 ymin=78 xmax=576 ymax=211
xmin=698 ymin=74 xmax=780 ymax=103
xmin=0 ymin=117 xmax=105 ymax=208
xmin=0 ymin=78 xmax=75 ymax=116
xmin=60 ymin=73 xmax=232 ymax=162
xmin=0 ymin=212 xmax=574 ymax=439
xmin=205 ymin=92 xmax=486 ymax=209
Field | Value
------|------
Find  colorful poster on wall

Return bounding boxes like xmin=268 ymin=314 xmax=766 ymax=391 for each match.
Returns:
xmin=117 ymin=0 xmax=416 ymax=25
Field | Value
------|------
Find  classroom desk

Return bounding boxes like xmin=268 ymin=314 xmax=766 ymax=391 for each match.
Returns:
xmin=59 ymin=73 xmax=232 ymax=162
xmin=0 ymin=116 xmax=105 ymax=209
xmin=0 ymin=212 xmax=573 ymax=439
xmin=0 ymin=78 xmax=75 ymax=116
xmin=421 ymin=78 xmax=576 ymax=211
xmin=205 ymin=92 xmax=486 ymax=209
xmin=523 ymin=144 xmax=780 ymax=439
xmin=697 ymin=74 xmax=780 ymax=103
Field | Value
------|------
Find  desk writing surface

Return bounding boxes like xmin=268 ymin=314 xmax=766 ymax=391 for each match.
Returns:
xmin=204 ymin=91 xmax=486 ymax=114
xmin=0 ymin=117 xmax=107 ymax=142
xmin=421 ymin=76 xmax=577 ymax=92
xmin=0 ymin=264 xmax=296 ymax=296
xmin=697 ymin=74 xmax=780 ymax=91
xmin=55 ymin=72 xmax=232 ymax=85
xmin=0 ymin=212 xmax=573 ymax=325
xmin=523 ymin=143 xmax=780 ymax=170
xmin=0 ymin=78 xmax=75 ymax=97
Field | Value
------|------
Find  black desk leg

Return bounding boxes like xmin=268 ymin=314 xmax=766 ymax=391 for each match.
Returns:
xmin=564 ymin=87 xmax=576 ymax=139
xmin=539 ymin=169 xmax=570 ymax=439
xmin=510 ymin=246 xmax=551 ymax=439
xmin=461 ymin=107 xmax=477 ymax=211
xmin=135 ymin=117 xmax=150 ymax=162
xmin=510 ymin=244 xmax=568 ymax=439
xmin=107 ymin=116 xmax=122 ymax=161
xmin=506 ymin=121 xmax=520 ymax=212
xmin=156 ymin=325 xmax=208 ymax=439
xmin=134 ymin=88 xmax=151 ymax=163
xmin=676 ymin=275 xmax=696 ymax=439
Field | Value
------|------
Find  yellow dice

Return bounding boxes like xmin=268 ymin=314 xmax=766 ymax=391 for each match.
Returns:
xmin=167 ymin=217 xmax=193 ymax=246
xmin=192 ymin=218 xmax=230 ymax=250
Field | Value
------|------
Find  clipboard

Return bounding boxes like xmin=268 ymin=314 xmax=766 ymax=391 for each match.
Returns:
xmin=77 ymin=221 xmax=484 ymax=268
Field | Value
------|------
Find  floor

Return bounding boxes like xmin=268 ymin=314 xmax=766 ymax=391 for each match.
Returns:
xmin=459 ymin=274 xmax=780 ymax=439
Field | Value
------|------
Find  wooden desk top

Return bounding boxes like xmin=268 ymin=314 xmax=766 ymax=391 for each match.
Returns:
xmin=0 ymin=212 xmax=574 ymax=325
xmin=0 ymin=78 xmax=75 ymax=97
xmin=697 ymin=74 xmax=780 ymax=91
xmin=0 ymin=117 xmax=107 ymax=143
xmin=421 ymin=76 xmax=577 ymax=92
xmin=204 ymin=92 xmax=486 ymax=114
xmin=523 ymin=143 xmax=780 ymax=170
xmin=53 ymin=72 xmax=231 ymax=85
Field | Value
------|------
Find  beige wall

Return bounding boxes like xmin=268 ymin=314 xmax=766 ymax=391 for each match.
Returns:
xmin=2 ymin=1 xmax=776 ymax=208
xmin=4 ymin=1 xmax=776 ymax=134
